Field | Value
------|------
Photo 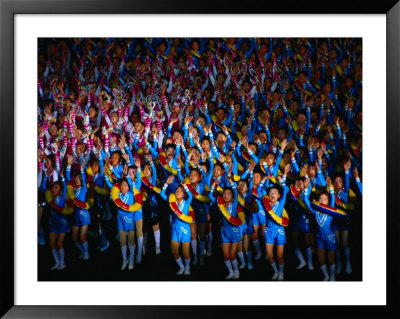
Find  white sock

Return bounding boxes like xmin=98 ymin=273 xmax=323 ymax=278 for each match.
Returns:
xmin=121 ymin=245 xmax=127 ymax=262
xmin=51 ymin=249 xmax=59 ymax=265
xmin=224 ymin=260 xmax=233 ymax=273
xmin=191 ymin=239 xmax=197 ymax=257
xmin=344 ymin=247 xmax=351 ymax=264
xmin=231 ymin=259 xmax=239 ymax=272
xmin=320 ymin=264 xmax=329 ymax=277
xmin=185 ymin=258 xmax=191 ymax=268
xmin=294 ymin=248 xmax=306 ymax=264
xmin=329 ymin=264 xmax=336 ymax=277
xmin=207 ymin=232 xmax=213 ymax=249
xmin=306 ymin=246 xmax=313 ymax=265
xmin=271 ymin=262 xmax=278 ymax=274
xmin=82 ymin=241 xmax=89 ymax=254
xmin=58 ymin=249 xmax=65 ymax=265
xmin=253 ymin=239 xmax=261 ymax=254
xmin=176 ymin=258 xmax=184 ymax=269
xmin=137 ymin=236 xmax=143 ymax=257
xmin=246 ymin=251 xmax=253 ymax=265
xmin=237 ymin=251 xmax=245 ymax=265
xmin=336 ymin=248 xmax=342 ymax=268
xmin=154 ymin=230 xmax=160 ymax=247
xmin=128 ymin=245 xmax=135 ymax=263
xmin=199 ymin=240 xmax=206 ymax=256
xmin=75 ymin=242 xmax=84 ymax=253
xmin=278 ymin=263 xmax=284 ymax=274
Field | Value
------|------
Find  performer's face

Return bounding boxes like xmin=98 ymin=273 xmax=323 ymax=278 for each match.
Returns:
xmin=319 ymin=193 xmax=329 ymax=205
xmin=223 ymin=189 xmax=233 ymax=203
xmin=121 ymin=181 xmax=129 ymax=195
xmin=269 ymin=188 xmax=281 ymax=204
xmin=294 ymin=180 xmax=304 ymax=192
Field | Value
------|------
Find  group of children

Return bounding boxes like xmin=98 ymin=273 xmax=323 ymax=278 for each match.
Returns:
xmin=37 ymin=37 xmax=362 ymax=281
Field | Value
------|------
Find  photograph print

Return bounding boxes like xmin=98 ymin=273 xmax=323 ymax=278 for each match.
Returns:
xmin=37 ymin=37 xmax=362 ymax=282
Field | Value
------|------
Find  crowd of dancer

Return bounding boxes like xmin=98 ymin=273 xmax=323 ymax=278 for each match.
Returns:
xmin=37 ymin=37 xmax=362 ymax=281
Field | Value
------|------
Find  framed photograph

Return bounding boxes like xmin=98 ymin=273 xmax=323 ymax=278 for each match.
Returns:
xmin=1 ymin=0 xmax=399 ymax=317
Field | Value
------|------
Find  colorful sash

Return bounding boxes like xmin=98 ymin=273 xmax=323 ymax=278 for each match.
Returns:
xmin=311 ymin=201 xmax=346 ymax=218
xmin=290 ymin=185 xmax=308 ymax=212
xmin=216 ymin=196 xmax=244 ymax=226
xmin=141 ymin=177 xmax=162 ymax=194
xmin=66 ymin=182 xmax=91 ymax=210
xmin=158 ymin=152 xmax=179 ymax=176
xmin=168 ymin=194 xmax=195 ymax=224
xmin=110 ymin=183 xmax=144 ymax=212
xmin=45 ymin=190 xmax=73 ymax=215
xmin=183 ymin=178 xmax=210 ymax=203
xmin=238 ymin=194 xmax=258 ymax=213
xmin=262 ymin=196 xmax=289 ymax=227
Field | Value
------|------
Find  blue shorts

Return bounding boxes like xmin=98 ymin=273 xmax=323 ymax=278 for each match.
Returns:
xmin=118 ymin=213 xmax=135 ymax=232
xmin=242 ymin=217 xmax=255 ymax=235
xmin=292 ymin=216 xmax=311 ymax=233
xmin=194 ymin=205 xmax=208 ymax=224
xmin=221 ymin=226 xmax=242 ymax=243
xmin=316 ymin=232 xmax=337 ymax=251
xmin=252 ymin=210 xmax=266 ymax=226
xmin=171 ymin=223 xmax=191 ymax=243
xmin=134 ymin=209 xmax=143 ymax=222
xmin=49 ymin=213 xmax=71 ymax=234
xmin=332 ymin=216 xmax=350 ymax=232
xmin=265 ymin=223 xmax=286 ymax=245
xmin=74 ymin=209 xmax=91 ymax=227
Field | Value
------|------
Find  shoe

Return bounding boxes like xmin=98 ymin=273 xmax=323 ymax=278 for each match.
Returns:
xmin=254 ymin=252 xmax=262 ymax=260
xmin=272 ymin=272 xmax=278 ymax=280
xmin=335 ymin=265 xmax=342 ymax=275
xmin=278 ymin=272 xmax=284 ymax=281
xmin=121 ymin=260 xmax=128 ymax=270
xmin=176 ymin=267 xmax=185 ymax=275
xmin=136 ymin=254 xmax=142 ymax=265
xmin=192 ymin=255 xmax=198 ymax=266
xmin=225 ymin=272 xmax=234 ymax=280
xmin=233 ymin=271 xmax=240 ymax=279
xmin=206 ymin=248 xmax=212 ymax=257
xmin=155 ymin=246 xmax=161 ymax=255
xmin=247 ymin=263 xmax=253 ymax=270
xmin=308 ymin=263 xmax=315 ymax=271
xmin=38 ymin=236 xmax=45 ymax=246
xmin=323 ymin=275 xmax=329 ymax=281
xmin=83 ymin=254 xmax=89 ymax=260
xmin=50 ymin=264 xmax=59 ymax=271
xmin=128 ymin=261 xmax=134 ymax=270
xmin=142 ymin=245 xmax=146 ymax=256
xmin=100 ymin=241 xmax=110 ymax=252
xmin=199 ymin=256 xmax=205 ymax=266
xmin=239 ymin=263 xmax=246 ymax=270
xmin=184 ymin=267 xmax=190 ymax=275
xmin=345 ymin=263 xmax=352 ymax=275
xmin=330 ymin=275 xmax=336 ymax=281
xmin=57 ymin=264 xmax=66 ymax=271
xmin=296 ymin=261 xmax=307 ymax=270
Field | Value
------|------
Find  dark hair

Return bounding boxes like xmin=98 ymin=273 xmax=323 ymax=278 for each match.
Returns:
xmin=239 ymin=179 xmax=249 ymax=188
xmin=166 ymin=143 xmax=176 ymax=151
xmin=318 ymin=190 xmax=330 ymax=201
xmin=111 ymin=150 xmax=123 ymax=162
xmin=214 ymin=163 xmax=225 ymax=172
xmin=190 ymin=167 xmax=202 ymax=177
xmin=269 ymin=183 xmax=283 ymax=196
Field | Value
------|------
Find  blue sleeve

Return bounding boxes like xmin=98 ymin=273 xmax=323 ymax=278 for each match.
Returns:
xmin=303 ymin=190 xmax=315 ymax=214
xmin=160 ymin=185 xmax=168 ymax=201
xmin=66 ymin=166 xmax=71 ymax=182
xmin=104 ymin=175 xmax=114 ymax=188
xmin=135 ymin=169 xmax=141 ymax=190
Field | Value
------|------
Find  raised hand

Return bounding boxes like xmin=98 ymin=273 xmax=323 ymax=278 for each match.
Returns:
xmin=353 ymin=167 xmax=359 ymax=179
xmin=67 ymin=155 xmax=73 ymax=166
xmin=280 ymin=138 xmax=288 ymax=151
xmin=284 ymin=163 xmax=291 ymax=175
xmin=134 ymin=158 xmax=141 ymax=169
xmin=326 ymin=176 xmax=332 ymax=188
xmin=317 ymin=148 xmax=323 ymax=160
xmin=166 ymin=175 xmax=175 ymax=185
xmin=301 ymin=163 xmax=308 ymax=175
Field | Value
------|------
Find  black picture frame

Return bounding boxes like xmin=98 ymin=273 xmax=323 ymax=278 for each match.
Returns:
xmin=1 ymin=0 xmax=399 ymax=317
